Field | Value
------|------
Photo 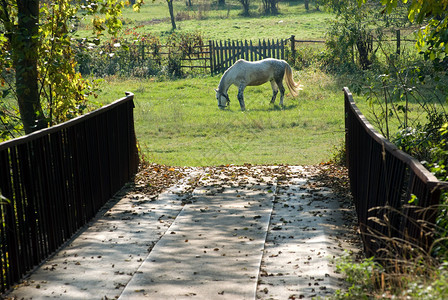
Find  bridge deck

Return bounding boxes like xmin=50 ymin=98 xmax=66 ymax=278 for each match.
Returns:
xmin=6 ymin=165 xmax=359 ymax=300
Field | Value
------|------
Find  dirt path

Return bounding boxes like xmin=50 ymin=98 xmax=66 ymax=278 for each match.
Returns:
xmin=6 ymin=164 xmax=361 ymax=300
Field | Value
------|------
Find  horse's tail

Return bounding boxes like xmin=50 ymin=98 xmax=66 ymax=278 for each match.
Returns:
xmin=284 ymin=63 xmax=300 ymax=97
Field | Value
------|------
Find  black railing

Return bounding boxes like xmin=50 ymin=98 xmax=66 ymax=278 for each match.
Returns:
xmin=0 ymin=93 xmax=139 ymax=293
xmin=344 ymin=87 xmax=448 ymax=257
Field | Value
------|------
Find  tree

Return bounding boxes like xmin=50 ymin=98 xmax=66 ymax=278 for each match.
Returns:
xmin=167 ymin=0 xmax=176 ymax=30
xmin=262 ymin=0 xmax=278 ymax=15
xmin=0 ymin=0 xmax=143 ymax=137
xmin=1 ymin=0 xmax=45 ymax=134
xmin=238 ymin=0 xmax=250 ymax=16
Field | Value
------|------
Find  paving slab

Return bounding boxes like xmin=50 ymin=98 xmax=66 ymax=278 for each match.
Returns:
xmin=6 ymin=170 xmax=203 ymax=299
xmin=256 ymin=166 xmax=358 ymax=299
xmin=119 ymin=170 xmax=277 ymax=299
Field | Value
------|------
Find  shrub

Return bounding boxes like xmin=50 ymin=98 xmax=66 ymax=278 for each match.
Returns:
xmin=74 ymin=30 xmax=205 ymax=78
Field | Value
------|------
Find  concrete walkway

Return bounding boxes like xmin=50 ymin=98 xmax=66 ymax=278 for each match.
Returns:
xmin=6 ymin=165 xmax=359 ymax=300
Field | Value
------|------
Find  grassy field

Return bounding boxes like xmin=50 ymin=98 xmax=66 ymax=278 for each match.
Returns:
xmin=90 ymin=1 xmax=424 ymax=167
xmin=85 ymin=0 xmax=343 ymax=167
xmin=98 ymin=68 xmax=344 ymax=167
xmin=76 ymin=0 xmax=331 ymax=41
xmin=78 ymin=0 xmax=430 ymax=167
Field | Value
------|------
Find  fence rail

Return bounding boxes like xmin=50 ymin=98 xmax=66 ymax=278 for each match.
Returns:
xmin=0 ymin=93 xmax=139 ymax=293
xmin=344 ymin=87 xmax=448 ymax=257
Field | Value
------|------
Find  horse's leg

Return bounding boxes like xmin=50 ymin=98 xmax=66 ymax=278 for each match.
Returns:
xmin=237 ymin=84 xmax=246 ymax=111
xmin=270 ymin=80 xmax=278 ymax=104
xmin=277 ymin=80 xmax=286 ymax=107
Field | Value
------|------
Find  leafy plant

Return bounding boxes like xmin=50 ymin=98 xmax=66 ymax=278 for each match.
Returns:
xmin=321 ymin=0 xmax=408 ymax=71
xmin=333 ymin=250 xmax=448 ymax=299
xmin=374 ymin=0 xmax=448 ymax=74
xmin=0 ymin=0 xmax=144 ymax=139
xmin=333 ymin=251 xmax=383 ymax=299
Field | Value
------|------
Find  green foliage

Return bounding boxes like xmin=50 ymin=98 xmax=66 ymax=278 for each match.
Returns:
xmin=74 ymin=30 xmax=205 ymax=78
xmin=375 ymin=0 xmax=448 ymax=73
xmin=359 ymin=1 xmax=448 ymax=262
xmin=75 ymin=31 xmax=162 ymax=77
xmin=329 ymin=140 xmax=346 ymax=166
xmin=0 ymin=0 xmax=143 ymax=140
xmin=286 ymin=45 xmax=325 ymax=71
xmin=333 ymin=251 xmax=448 ymax=299
xmin=165 ymin=31 xmax=205 ymax=77
xmin=331 ymin=2 xmax=448 ymax=297
xmin=78 ymin=0 xmax=144 ymax=36
xmin=321 ymin=0 xmax=408 ymax=70
xmin=403 ymin=269 xmax=448 ymax=300
xmin=38 ymin=1 xmax=100 ymax=126
xmin=333 ymin=251 xmax=383 ymax=298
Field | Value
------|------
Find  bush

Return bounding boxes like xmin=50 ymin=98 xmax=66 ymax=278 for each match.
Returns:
xmin=74 ymin=30 xmax=205 ymax=79
xmin=286 ymin=45 xmax=325 ymax=71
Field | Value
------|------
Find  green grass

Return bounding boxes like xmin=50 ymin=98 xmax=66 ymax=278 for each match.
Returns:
xmin=98 ymin=68 xmax=344 ymax=166
xmin=82 ymin=1 xmax=341 ymax=167
xmin=75 ymin=0 xmax=332 ymax=41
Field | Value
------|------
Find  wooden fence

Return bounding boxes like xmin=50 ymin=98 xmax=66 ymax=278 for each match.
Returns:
xmin=0 ymin=93 xmax=139 ymax=293
xmin=76 ymin=31 xmax=416 ymax=77
xmin=76 ymin=35 xmax=326 ymax=77
xmin=209 ymin=38 xmax=288 ymax=73
xmin=344 ymin=87 xmax=448 ymax=257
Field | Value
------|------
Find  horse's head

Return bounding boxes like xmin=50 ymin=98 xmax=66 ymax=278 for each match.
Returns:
xmin=215 ymin=89 xmax=230 ymax=109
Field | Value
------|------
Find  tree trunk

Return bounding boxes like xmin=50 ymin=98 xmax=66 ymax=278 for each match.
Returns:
xmin=14 ymin=0 xmax=46 ymax=134
xmin=239 ymin=0 xmax=250 ymax=16
xmin=270 ymin=0 xmax=278 ymax=15
xmin=305 ymin=0 xmax=309 ymax=10
xmin=356 ymin=33 xmax=372 ymax=70
xmin=167 ymin=0 xmax=176 ymax=30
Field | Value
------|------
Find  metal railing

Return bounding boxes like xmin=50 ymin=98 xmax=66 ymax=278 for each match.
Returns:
xmin=0 ymin=92 xmax=139 ymax=293
xmin=344 ymin=87 xmax=448 ymax=257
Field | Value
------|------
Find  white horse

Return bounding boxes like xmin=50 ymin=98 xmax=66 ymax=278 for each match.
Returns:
xmin=214 ymin=58 xmax=301 ymax=110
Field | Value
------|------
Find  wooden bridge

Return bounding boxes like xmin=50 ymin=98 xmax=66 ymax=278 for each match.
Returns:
xmin=0 ymin=88 xmax=446 ymax=294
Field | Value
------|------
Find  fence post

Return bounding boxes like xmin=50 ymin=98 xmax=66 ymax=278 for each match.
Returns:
xmin=209 ymin=40 xmax=213 ymax=75
xmin=250 ymin=40 xmax=254 ymax=61
xmin=290 ymin=35 xmax=296 ymax=60
xmin=396 ymin=29 xmax=401 ymax=55
xmin=263 ymin=39 xmax=267 ymax=58
xmin=281 ymin=39 xmax=285 ymax=59
xmin=267 ymin=39 xmax=271 ymax=57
